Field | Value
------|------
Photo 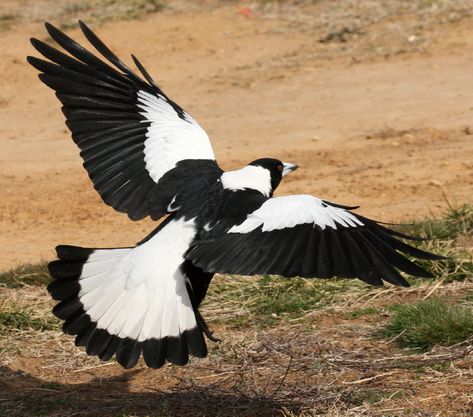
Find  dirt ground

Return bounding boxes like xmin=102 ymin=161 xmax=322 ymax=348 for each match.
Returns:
xmin=0 ymin=1 xmax=473 ymax=416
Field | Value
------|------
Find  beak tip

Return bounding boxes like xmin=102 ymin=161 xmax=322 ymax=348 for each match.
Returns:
xmin=282 ymin=162 xmax=299 ymax=176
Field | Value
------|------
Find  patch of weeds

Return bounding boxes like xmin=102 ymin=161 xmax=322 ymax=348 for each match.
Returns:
xmin=352 ymin=388 xmax=403 ymax=405
xmin=363 ymin=389 xmax=386 ymax=405
xmin=429 ymin=362 xmax=450 ymax=372
xmin=59 ymin=21 xmax=82 ymax=31
xmin=416 ymin=251 xmax=473 ymax=284
xmin=377 ymin=298 xmax=473 ymax=352
xmin=254 ymin=276 xmax=319 ymax=315
xmin=206 ymin=275 xmax=352 ymax=327
xmin=310 ymin=360 xmax=325 ymax=372
xmin=345 ymin=307 xmax=380 ymax=319
xmin=402 ymin=203 xmax=472 ymax=241
xmin=89 ymin=0 xmax=166 ymax=24
xmin=464 ymin=293 xmax=473 ymax=302
xmin=64 ymin=2 xmax=93 ymax=14
xmin=0 ymin=310 xmax=56 ymax=332
xmin=32 ymin=0 xmax=166 ymax=34
xmin=398 ymin=204 xmax=473 ymax=283
xmin=0 ymin=262 xmax=50 ymax=288
xmin=0 ymin=13 xmax=19 ymax=31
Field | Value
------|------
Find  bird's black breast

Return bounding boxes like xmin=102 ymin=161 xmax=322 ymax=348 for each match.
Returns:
xmin=192 ymin=187 xmax=268 ymax=238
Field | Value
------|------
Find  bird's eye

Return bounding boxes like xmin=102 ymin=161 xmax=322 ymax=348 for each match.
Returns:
xmin=277 ymin=165 xmax=283 ymax=172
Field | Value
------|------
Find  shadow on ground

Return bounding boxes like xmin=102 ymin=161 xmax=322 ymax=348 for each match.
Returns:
xmin=0 ymin=365 xmax=295 ymax=417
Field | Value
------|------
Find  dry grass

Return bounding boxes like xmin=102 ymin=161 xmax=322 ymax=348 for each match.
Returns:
xmin=2 ymin=0 xmax=473 ymax=66
xmin=258 ymin=0 xmax=473 ymax=63
xmin=0 ymin=0 xmax=165 ymax=32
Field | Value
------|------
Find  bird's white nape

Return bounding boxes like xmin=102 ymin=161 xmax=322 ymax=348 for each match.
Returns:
xmin=221 ymin=165 xmax=272 ymax=196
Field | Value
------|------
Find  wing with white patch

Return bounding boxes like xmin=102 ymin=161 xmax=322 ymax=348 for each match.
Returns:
xmin=28 ymin=21 xmax=217 ymax=221
xmin=47 ymin=217 xmax=208 ymax=369
xmin=187 ymin=195 xmax=443 ymax=286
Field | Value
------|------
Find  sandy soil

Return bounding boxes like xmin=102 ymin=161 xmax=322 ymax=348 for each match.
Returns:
xmin=1 ymin=1 xmax=472 ymax=270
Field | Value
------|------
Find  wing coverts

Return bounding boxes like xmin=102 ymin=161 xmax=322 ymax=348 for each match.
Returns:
xmin=187 ymin=195 xmax=443 ymax=287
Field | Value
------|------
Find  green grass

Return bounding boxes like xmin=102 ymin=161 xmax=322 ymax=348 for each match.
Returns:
xmin=399 ymin=203 xmax=473 ymax=282
xmin=0 ymin=310 xmax=56 ymax=333
xmin=378 ymin=298 xmax=473 ymax=352
xmin=0 ymin=262 xmax=50 ymax=288
xmin=402 ymin=203 xmax=472 ymax=241
xmin=204 ymin=275 xmax=354 ymax=327
xmin=355 ymin=388 xmax=403 ymax=405
xmin=345 ymin=307 xmax=380 ymax=320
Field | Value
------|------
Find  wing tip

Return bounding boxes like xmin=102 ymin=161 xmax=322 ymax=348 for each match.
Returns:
xmin=30 ymin=37 xmax=46 ymax=51
xmin=26 ymin=55 xmax=36 ymax=66
xmin=44 ymin=21 xmax=55 ymax=34
xmin=78 ymin=19 xmax=92 ymax=37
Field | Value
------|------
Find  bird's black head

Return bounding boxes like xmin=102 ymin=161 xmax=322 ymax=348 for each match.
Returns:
xmin=249 ymin=158 xmax=298 ymax=194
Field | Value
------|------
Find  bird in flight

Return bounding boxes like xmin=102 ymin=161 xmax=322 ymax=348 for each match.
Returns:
xmin=28 ymin=21 xmax=442 ymax=369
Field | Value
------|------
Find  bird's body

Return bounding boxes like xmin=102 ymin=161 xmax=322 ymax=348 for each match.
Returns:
xmin=29 ymin=21 xmax=443 ymax=369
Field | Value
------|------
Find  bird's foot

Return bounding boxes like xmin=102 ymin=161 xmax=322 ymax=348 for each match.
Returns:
xmin=196 ymin=310 xmax=221 ymax=343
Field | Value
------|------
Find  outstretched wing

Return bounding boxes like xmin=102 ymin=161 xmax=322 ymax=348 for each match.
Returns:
xmin=28 ymin=21 xmax=218 ymax=221
xmin=186 ymin=195 xmax=443 ymax=286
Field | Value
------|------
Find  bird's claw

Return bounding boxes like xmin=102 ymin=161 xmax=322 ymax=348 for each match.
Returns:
xmin=196 ymin=310 xmax=221 ymax=343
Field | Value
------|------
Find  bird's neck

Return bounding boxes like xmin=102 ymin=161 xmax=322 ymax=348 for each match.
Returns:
xmin=220 ymin=165 xmax=272 ymax=196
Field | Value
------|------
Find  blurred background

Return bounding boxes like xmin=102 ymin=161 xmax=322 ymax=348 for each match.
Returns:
xmin=0 ymin=1 xmax=472 ymax=416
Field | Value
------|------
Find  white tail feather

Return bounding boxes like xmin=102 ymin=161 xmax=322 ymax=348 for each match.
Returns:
xmin=76 ymin=218 xmax=199 ymax=341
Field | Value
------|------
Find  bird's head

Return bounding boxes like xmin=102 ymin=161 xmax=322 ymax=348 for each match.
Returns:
xmin=248 ymin=158 xmax=298 ymax=194
xmin=221 ymin=158 xmax=298 ymax=196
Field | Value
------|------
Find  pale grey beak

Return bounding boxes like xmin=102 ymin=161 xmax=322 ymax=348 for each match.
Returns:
xmin=282 ymin=162 xmax=298 ymax=177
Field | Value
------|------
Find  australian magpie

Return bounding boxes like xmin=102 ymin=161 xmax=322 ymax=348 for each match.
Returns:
xmin=28 ymin=21 xmax=443 ymax=370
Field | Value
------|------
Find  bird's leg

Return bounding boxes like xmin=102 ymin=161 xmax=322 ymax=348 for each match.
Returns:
xmin=195 ymin=309 xmax=221 ymax=343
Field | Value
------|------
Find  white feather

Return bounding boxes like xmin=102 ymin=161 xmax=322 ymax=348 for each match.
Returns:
xmin=78 ymin=217 xmax=198 ymax=340
xmin=137 ymin=90 xmax=215 ymax=183
xmin=228 ymin=195 xmax=364 ymax=233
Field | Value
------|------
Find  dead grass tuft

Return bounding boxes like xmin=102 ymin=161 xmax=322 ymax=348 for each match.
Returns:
xmin=0 ymin=262 xmax=50 ymax=288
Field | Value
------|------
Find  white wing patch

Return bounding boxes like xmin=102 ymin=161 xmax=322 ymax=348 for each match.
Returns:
xmin=137 ymin=90 xmax=215 ymax=183
xmin=221 ymin=165 xmax=272 ymax=196
xmin=228 ymin=195 xmax=364 ymax=233
xmin=78 ymin=217 xmax=198 ymax=340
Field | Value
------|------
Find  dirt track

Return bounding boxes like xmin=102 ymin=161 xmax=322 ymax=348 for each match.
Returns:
xmin=0 ymin=1 xmax=472 ymax=269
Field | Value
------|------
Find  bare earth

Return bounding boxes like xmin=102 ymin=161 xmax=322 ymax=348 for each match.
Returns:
xmin=0 ymin=1 xmax=473 ymax=416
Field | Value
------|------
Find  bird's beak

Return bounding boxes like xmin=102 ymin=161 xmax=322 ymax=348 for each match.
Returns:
xmin=282 ymin=162 xmax=298 ymax=177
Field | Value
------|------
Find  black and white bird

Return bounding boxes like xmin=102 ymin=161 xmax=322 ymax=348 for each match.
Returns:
xmin=28 ymin=22 xmax=442 ymax=369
